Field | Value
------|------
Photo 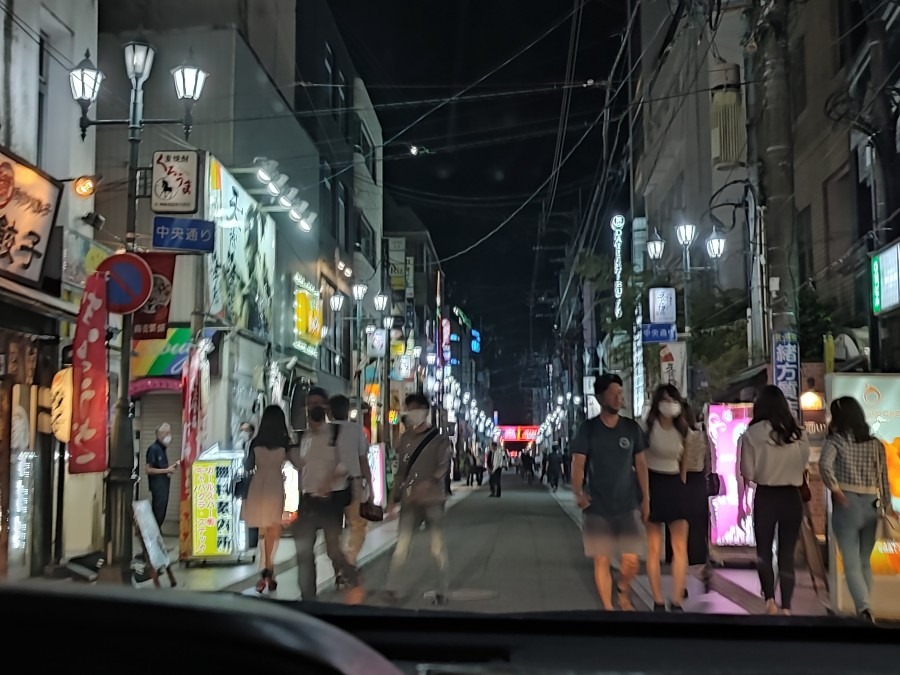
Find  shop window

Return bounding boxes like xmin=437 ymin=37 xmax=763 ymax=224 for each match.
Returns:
xmin=359 ymin=214 xmax=376 ymax=265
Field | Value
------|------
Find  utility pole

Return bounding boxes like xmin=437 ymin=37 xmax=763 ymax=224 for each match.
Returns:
xmin=759 ymin=0 xmax=798 ymax=334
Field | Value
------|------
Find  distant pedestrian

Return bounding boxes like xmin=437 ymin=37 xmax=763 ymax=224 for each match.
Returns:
xmin=489 ymin=442 xmax=505 ymax=498
xmin=145 ymin=423 xmax=179 ymax=528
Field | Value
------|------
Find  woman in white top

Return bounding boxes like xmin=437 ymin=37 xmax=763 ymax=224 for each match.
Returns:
xmin=644 ymin=384 xmax=693 ymax=611
xmin=739 ymin=385 xmax=810 ymax=615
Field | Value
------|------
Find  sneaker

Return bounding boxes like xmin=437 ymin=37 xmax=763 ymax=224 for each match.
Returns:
xmin=859 ymin=609 xmax=875 ymax=624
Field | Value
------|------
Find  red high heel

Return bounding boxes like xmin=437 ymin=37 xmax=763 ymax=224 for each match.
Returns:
xmin=256 ymin=568 xmax=271 ymax=593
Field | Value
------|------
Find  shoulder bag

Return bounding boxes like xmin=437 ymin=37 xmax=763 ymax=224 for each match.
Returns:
xmin=875 ymin=442 xmax=900 ymax=541
xmin=398 ymin=428 xmax=441 ymax=503
xmin=234 ymin=445 xmax=256 ymax=499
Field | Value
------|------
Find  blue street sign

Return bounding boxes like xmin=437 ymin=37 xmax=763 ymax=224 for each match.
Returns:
xmin=641 ymin=323 xmax=678 ymax=343
xmin=152 ymin=216 xmax=215 ymax=253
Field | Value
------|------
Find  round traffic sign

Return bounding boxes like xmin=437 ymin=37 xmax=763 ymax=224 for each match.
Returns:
xmin=95 ymin=252 xmax=153 ymax=314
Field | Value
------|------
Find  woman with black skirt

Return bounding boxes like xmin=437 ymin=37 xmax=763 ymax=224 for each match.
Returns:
xmin=644 ymin=384 xmax=692 ymax=611
xmin=680 ymin=404 xmax=713 ymax=586
xmin=739 ymin=385 xmax=810 ymax=615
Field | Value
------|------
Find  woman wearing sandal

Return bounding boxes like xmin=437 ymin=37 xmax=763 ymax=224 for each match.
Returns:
xmin=242 ymin=405 xmax=299 ymax=593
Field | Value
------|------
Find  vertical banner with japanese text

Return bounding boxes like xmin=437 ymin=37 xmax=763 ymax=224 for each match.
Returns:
xmin=773 ymin=330 xmax=801 ymax=420
xmin=69 ymin=273 xmax=109 ymax=474
xmin=134 ymin=252 xmax=176 ymax=340
xmin=179 ymin=346 xmax=203 ymax=559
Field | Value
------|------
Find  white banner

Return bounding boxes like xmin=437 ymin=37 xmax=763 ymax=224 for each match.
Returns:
xmin=660 ymin=342 xmax=687 ymax=394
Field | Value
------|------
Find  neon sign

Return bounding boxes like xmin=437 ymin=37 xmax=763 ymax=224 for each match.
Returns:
xmin=611 ymin=215 xmax=625 ymax=319
xmin=497 ymin=425 xmax=539 ymax=442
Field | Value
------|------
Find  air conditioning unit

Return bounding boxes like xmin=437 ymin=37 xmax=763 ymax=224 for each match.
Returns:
xmin=710 ymin=63 xmax=747 ymax=171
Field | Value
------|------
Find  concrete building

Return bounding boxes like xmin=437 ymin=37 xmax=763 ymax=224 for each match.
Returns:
xmin=0 ymin=0 xmax=99 ymax=580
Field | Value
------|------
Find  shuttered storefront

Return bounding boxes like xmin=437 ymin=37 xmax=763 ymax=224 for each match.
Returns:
xmin=136 ymin=392 xmax=183 ymax=536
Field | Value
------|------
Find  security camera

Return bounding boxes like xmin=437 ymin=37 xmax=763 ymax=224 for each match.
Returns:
xmin=82 ymin=211 xmax=106 ymax=230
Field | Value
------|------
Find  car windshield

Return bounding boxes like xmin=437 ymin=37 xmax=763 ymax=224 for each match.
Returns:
xmin=3 ymin=0 xmax=900 ymax=625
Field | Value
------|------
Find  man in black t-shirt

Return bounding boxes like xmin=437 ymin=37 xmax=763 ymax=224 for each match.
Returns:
xmin=571 ymin=373 xmax=649 ymax=611
xmin=146 ymin=423 xmax=179 ymax=527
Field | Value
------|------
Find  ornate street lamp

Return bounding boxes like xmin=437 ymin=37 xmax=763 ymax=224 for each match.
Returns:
xmin=676 ymin=222 xmax=697 ymax=248
xmin=706 ymin=227 xmax=726 ymax=259
xmin=647 ymin=230 xmax=666 ymax=261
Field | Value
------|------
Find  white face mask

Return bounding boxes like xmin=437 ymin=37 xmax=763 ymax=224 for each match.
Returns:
xmin=239 ymin=431 xmax=250 ymax=443
xmin=658 ymin=401 xmax=682 ymax=419
xmin=405 ymin=409 xmax=428 ymax=427
xmin=162 ymin=435 xmax=173 ymax=446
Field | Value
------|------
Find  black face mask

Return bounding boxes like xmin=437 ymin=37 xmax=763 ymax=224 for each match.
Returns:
xmin=309 ymin=406 xmax=327 ymax=423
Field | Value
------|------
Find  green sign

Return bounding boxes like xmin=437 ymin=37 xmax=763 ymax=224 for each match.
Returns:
xmin=872 ymin=256 xmax=882 ymax=314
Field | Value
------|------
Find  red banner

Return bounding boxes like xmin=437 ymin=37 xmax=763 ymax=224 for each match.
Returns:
xmin=134 ymin=252 xmax=176 ymax=340
xmin=69 ymin=272 xmax=109 ymax=474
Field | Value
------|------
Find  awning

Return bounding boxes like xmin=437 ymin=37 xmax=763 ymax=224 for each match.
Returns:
xmin=0 ymin=275 xmax=78 ymax=322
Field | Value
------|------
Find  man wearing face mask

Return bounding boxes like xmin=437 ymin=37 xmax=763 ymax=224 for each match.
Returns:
xmin=146 ymin=423 xmax=180 ymax=528
xmin=291 ymin=386 xmax=364 ymax=603
xmin=384 ymin=393 xmax=452 ymax=605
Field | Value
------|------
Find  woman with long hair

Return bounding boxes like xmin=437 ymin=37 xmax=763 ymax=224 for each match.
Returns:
xmin=819 ymin=397 xmax=894 ymax=622
xmin=739 ymin=385 xmax=810 ymax=615
xmin=644 ymin=384 xmax=693 ymax=611
xmin=679 ymin=403 xmax=714 ymax=586
xmin=241 ymin=405 xmax=297 ymax=593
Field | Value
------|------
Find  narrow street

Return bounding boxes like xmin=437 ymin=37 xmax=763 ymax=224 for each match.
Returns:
xmin=251 ymin=474 xmax=644 ymax=612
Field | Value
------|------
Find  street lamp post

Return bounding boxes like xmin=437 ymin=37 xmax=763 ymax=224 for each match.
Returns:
xmin=69 ymin=43 xmax=208 ymax=583
xmin=352 ymin=283 xmax=369 ymax=422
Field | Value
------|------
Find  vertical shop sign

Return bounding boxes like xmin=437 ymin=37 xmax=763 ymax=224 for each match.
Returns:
xmin=179 ymin=346 xmax=203 ymax=559
xmin=405 ymin=256 xmax=415 ymax=299
xmin=660 ymin=342 xmax=688 ymax=394
xmin=773 ymin=330 xmax=801 ymax=420
xmin=134 ymin=252 xmax=176 ymax=340
xmin=388 ymin=238 xmax=405 ymax=291
xmin=611 ymin=215 xmax=626 ymax=319
xmin=69 ymin=273 xmax=109 ymax=474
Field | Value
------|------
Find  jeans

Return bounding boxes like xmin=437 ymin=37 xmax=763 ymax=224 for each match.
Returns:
xmin=832 ymin=491 xmax=879 ymax=613
xmin=753 ymin=485 xmax=803 ymax=609
xmin=292 ymin=495 xmax=360 ymax=600
xmin=490 ymin=469 xmax=503 ymax=496
xmin=386 ymin=502 xmax=449 ymax=595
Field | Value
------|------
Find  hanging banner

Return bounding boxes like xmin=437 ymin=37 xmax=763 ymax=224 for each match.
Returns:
xmin=659 ymin=342 xmax=687 ymax=394
xmin=773 ymin=329 xmax=801 ymax=420
xmin=134 ymin=252 xmax=177 ymax=340
xmin=179 ymin=346 xmax=203 ymax=559
xmin=69 ymin=273 xmax=109 ymax=474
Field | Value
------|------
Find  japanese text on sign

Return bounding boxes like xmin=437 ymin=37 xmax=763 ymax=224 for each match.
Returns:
xmin=151 ymin=151 xmax=199 ymax=214
xmin=0 ymin=153 xmax=61 ymax=284
xmin=152 ymin=216 xmax=215 ymax=252
xmin=773 ymin=330 xmax=801 ymax=419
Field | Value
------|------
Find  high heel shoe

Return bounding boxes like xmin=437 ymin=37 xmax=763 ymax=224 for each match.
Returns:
xmin=256 ymin=568 xmax=271 ymax=594
xmin=267 ymin=575 xmax=278 ymax=591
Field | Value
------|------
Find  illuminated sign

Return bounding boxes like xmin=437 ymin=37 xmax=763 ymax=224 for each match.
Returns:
xmin=872 ymin=241 xmax=900 ymax=315
xmin=191 ymin=460 xmax=235 ymax=557
xmin=611 ymin=215 xmax=625 ymax=319
xmin=707 ymin=404 xmax=754 ymax=547
xmin=293 ymin=273 xmax=323 ymax=357
xmin=368 ymin=443 xmax=387 ymax=507
xmin=497 ymin=425 xmax=539 ymax=442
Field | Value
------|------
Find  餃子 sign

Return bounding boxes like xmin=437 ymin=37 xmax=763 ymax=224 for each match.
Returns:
xmin=0 ymin=147 xmax=62 ymax=285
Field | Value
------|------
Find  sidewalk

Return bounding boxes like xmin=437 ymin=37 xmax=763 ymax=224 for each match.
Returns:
xmin=144 ymin=485 xmax=478 ymax=594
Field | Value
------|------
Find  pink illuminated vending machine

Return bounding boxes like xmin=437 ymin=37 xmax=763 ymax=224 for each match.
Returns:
xmin=706 ymin=403 xmax=756 ymax=555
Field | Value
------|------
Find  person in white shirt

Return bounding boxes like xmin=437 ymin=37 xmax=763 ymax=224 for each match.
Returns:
xmin=489 ymin=442 xmax=506 ymax=498
xmin=739 ymin=385 xmax=810 ymax=616
xmin=328 ymin=394 xmax=375 ymax=580
xmin=644 ymin=384 xmax=693 ymax=612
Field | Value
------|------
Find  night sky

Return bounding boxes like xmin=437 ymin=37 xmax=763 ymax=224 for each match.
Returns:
xmin=331 ymin=1 xmax=628 ymax=422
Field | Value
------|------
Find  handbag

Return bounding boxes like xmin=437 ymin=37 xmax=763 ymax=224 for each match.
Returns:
xmin=800 ymin=470 xmax=812 ymax=503
xmin=359 ymin=500 xmax=384 ymax=522
xmin=234 ymin=446 xmax=256 ymax=499
xmin=705 ymin=473 xmax=724 ymax=497
xmin=875 ymin=446 xmax=899 ymax=540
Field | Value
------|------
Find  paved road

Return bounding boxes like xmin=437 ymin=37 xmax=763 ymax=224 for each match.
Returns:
xmin=260 ymin=473 xmax=648 ymax=613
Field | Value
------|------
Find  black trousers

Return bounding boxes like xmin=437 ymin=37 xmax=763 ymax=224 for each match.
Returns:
xmin=150 ymin=487 xmax=168 ymax=527
xmin=489 ymin=469 xmax=502 ymax=496
xmin=753 ymin=485 xmax=803 ymax=609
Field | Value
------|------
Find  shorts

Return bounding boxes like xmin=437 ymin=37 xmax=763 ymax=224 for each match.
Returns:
xmin=648 ymin=470 xmax=689 ymax=524
xmin=583 ymin=510 xmax=646 ymax=559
